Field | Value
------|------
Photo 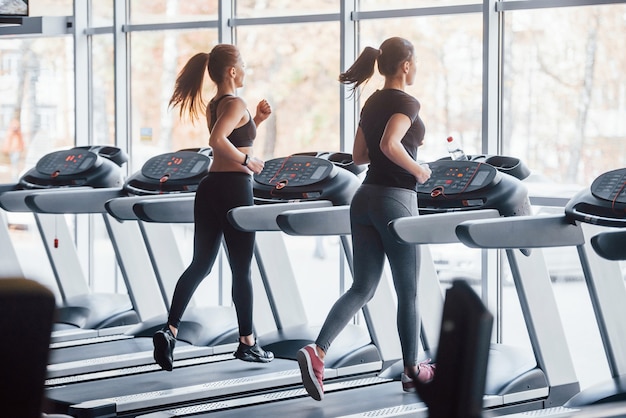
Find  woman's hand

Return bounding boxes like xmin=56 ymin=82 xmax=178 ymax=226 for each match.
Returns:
xmin=254 ymin=99 xmax=272 ymax=125
xmin=416 ymin=163 xmax=431 ymax=184
xmin=246 ymin=156 xmax=265 ymax=175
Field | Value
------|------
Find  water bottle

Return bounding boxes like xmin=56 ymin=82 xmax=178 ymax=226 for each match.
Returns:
xmin=446 ymin=136 xmax=468 ymax=161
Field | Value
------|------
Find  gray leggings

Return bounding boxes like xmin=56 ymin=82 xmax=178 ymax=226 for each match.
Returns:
xmin=315 ymin=184 xmax=421 ymax=368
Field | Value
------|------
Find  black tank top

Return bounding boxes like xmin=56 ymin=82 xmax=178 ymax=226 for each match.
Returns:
xmin=209 ymin=95 xmax=256 ymax=148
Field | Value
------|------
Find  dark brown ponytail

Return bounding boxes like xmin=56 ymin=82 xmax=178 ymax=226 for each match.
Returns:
xmin=339 ymin=37 xmax=414 ymax=93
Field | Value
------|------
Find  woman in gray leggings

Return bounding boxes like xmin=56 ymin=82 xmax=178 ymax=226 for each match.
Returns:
xmin=297 ymin=36 xmax=433 ymax=401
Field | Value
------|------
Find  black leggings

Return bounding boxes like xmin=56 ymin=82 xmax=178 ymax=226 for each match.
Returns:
xmin=167 ymin=172 xmax=255 ymax=336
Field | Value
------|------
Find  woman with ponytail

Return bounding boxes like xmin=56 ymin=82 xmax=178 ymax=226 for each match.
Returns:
xmin=153 ymin=44 xmax=274 ymax=371
xmin=297 ymin=37 xmax=433 ymax=401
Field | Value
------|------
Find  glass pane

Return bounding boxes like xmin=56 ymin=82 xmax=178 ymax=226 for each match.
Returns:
xmin=130 ymin=29 xmax=218 ymax=169
xmin=29 ymin=0 xmax=73 ymax=16
xmin=91 ymin=34 xmax=115 ymax=147
xmin=503 ymin=4 xmax=626 ymax=188
xmin=359 ymin=0 xmax=479 ymax=11
xmin=237 ymin=22 xmax=341 ymax=159
xmin=92 ymin=0 xmax=113 ymax=27
xmin=130 ymin=0 xmax=218 ymax=24
xmin=358 ymin=13 xmax=483 ymax=163
xmin=236 ymin=0 xmax=338 ymax=18
xmin=1 ymin=37 xmax=74 ymax=182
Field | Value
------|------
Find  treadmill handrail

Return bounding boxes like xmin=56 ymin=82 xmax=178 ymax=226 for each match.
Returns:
xmin=133 ymin=195 xmax=196 ymax=223
xmin=591 ymin=230 xmax=626 ymax=261
xmin=104 ymin=194 xmax=194 ymax=221
xmin=0 ymin=186 xmax=93 ymax=212
xmin=277 ymin=205 xmax=351 ymax=236
xmin=456 ymin=214 xmax=585 ymax=249
xmin=228 ymin=200 xmax=333 ymax=232
xmin=25 ymin=187 xmax=126 ymax=214
xmin=389 ymin=209 xmax=500 ymax=244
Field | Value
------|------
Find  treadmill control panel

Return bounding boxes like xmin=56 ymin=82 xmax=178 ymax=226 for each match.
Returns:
xmin=417 ymin=162 xmax=498 ymax=195
xmin=141 ymin=151 xmax=211 ymax=181
xmin=590 ymin=168 xmax=626 ymax=204
xmin=18 ymin=146 xmax=127 ymax=189
xmin=36 ymin=150 xmax=97 ymax=176
xmin=124 ymin=148 xmax=212 ymax=195
xmin=253 ymin=154 xmax=360 ymax=206
xmin=565 ymin=167 xmax=626 ymax=227
xmin=417 ymin=159 xmax=531 ymax=217
xmin=255 ymin=156 xmax=334 ymax=188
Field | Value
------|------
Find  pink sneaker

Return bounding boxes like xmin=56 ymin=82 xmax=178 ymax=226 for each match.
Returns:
xmin=297 ymin=344 xmax=325 ymax=401
xmin=402 ymin=359 xmax=436 ymax=392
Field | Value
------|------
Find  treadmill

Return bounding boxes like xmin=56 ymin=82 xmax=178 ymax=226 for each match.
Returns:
xmin=44 ymin=153 xmax=391 ymax=418
xmin=455 ymin=167 xmax=626 ymax=410
xmin=482 ymin=168 xmax=626 ymax=418
xmin=33 ymin=149 xmax=241 ymax=380
xmin=0 ymin=146 xmax=140 ymax=339
xmin=136 ymin=155 xmax=576 ymax=417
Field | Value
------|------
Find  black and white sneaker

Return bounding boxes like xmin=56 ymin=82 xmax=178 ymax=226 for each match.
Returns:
xmin=234 ymin=341 xmax=274 ymax=363
xmin=153 ymin=326 xmax=176 ymax=371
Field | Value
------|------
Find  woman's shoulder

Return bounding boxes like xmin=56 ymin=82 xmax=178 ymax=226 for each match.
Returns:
xmin=212 ymin=94 xmax=247 ymax=113
xmin=393 ymin=90 xmax=420 ymax=111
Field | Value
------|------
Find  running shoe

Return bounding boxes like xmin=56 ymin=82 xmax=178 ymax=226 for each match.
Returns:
xmin=402 ymin=359 xmax=436 ymax=392
xmin=297 ymin=344 xmax=325 ymax=401
xmin=234 ymin=341 xmax=275 ymax=363
xmin=153 ymin=326 xmax=176 ymax=371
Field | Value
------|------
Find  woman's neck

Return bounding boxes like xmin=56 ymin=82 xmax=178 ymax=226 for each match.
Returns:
xmin=383 ymin=73 xmax=406 ymax=91
xmin=216 ymin=89 xmax=236 ymax=98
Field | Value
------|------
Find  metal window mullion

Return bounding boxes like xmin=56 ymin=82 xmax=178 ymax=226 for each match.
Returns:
xmin=482 ymin=0 xmax=503 ymax=342
xmin=497 ymin=0 xmax=626 ymax=12
xmin=339 ymin=0 xmax=358 ymax=322
xmin=230 ymin=13 xmax=340 ymax=27
xmin=113 ymin=0 xmax=130 ymax=156
xmin=353 ymin=4 xmax=482 ymax=20
xmin=73 ymin=0 xmax=93 ymax=287
xmin=219 ymin=0 xmax=234 ymax=44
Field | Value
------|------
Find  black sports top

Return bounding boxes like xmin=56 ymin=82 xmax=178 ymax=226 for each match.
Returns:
xmin=359 ymin=89 xmax=425 ymax=191
xmin=209 ymin=95 xmax=256 ymax=148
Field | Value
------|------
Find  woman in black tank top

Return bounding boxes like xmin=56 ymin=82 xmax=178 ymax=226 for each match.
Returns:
xmin=152 ymin=44 xmax=274 ymax=371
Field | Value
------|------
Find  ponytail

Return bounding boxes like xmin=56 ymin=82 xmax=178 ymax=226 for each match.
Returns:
xmin=169 ymin=52 xmax=210 ymax=122
xmin=339 ymin=46 xmax=380 ymax=93
xmin=169 ymin=44 xmax=241 ymax=122
xmin=339 ymin=37 xmax=414 ymax=95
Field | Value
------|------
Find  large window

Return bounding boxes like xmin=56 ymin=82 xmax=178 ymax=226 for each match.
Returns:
xmin=503 ymin=4 xmax=626 ymax=188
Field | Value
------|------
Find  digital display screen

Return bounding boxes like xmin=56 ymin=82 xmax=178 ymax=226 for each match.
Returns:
xmin=79 ymin=156 xmax=94 ymax=170
xmin=191 ymin=160 xmax=205 ymax=173
xmin=470 ymin=170 xmax=489 ymax=187
xmin=311 ymin=166 xmax=327 ymax=180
